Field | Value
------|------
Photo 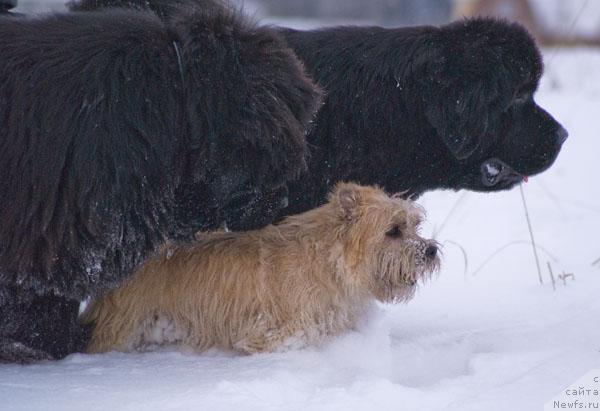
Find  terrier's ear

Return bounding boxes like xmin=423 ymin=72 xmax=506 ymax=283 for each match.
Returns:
xmin=337 ymin=185 xmax=360 ymax=218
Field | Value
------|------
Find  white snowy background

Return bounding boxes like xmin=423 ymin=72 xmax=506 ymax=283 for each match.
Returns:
xmin=1 ymin=39 xmax=599 ymax=411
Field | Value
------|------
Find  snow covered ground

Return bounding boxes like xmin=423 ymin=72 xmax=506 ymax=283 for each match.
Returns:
xmin=1 ymin=48 xmax=599 ymax=411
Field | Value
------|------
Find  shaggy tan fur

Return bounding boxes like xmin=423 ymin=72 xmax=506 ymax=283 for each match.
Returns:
xmin=82 ymin=183 xmax=439 ymax=354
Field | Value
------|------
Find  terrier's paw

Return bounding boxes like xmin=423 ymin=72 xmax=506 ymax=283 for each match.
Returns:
xmin=233 ymin=328 xmax=289 ymax=354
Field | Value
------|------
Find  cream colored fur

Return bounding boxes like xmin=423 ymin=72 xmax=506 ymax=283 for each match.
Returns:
xmin=83 ymin=183 xmax=439 ymax=354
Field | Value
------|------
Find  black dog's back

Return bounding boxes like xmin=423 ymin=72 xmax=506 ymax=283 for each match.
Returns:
xmin=0 ymin=10 xmax=181 ymax=296
xmin=0 ymin=6 xmax=320 ymax=297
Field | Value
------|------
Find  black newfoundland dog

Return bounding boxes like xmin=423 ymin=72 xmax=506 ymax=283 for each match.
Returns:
xmin=0 ymin=3 xmax=321 ymax=362
xmin=73 ymin=0 xmax=567 ymax=228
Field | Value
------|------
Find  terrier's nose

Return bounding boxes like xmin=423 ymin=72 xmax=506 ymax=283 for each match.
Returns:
xmin=425 ymin=244 xmax=437 ymax=260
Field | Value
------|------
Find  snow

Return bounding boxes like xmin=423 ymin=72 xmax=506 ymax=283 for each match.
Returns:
xmin=531 ymin=0 xmax=600 ymax=38
xmin=1 ymin=48 xmax=599 ymax=411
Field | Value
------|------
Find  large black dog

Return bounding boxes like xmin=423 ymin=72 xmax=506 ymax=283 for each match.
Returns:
xmin=73 ymin=0 xmax=567 ymax=227
xmin=0 ymin=3 xmax=321 ymax=362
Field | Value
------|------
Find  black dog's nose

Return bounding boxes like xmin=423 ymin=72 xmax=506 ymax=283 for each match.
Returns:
xmin=556 ymin=125 xmax=568 ymax=145
xmin=425 ymin=244 xmax=437 ymax=260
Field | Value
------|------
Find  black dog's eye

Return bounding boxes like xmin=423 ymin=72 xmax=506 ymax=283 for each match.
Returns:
xmin=386 ymin=225 xmax=402 ymax=238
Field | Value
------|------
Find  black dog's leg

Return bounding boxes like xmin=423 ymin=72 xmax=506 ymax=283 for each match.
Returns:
xmin=0 ymin=287 xmax=90 ymax=363
xmin=0 ymin=340 xmax=53 ymax=364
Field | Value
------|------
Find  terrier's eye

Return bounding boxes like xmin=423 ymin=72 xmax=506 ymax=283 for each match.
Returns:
xmin=386 ymin=225 xmax=402 ymax=238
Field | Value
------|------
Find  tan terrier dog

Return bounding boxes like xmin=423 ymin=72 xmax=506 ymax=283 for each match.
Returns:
xmin=82 ymin=183 xmax=440 ymax=354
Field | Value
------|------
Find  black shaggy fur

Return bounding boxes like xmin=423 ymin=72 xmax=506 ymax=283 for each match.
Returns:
xmin=71 ymin=0 xmax=567 ymax=226
xmin=0 ymin=3 xmax=321 ymax=362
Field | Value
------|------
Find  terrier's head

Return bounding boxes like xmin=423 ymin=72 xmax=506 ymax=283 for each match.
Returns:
xmin=329 ymin=183 xmax=440 ymax=302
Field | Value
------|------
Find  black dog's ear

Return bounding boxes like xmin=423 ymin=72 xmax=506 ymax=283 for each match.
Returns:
xmin=420 ymin=60 xmax=500 ymax=160
xmin=417 ymin=19 xmax=527 ymax=161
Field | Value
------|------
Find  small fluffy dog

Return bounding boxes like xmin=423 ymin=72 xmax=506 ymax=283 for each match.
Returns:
xmin=83 ymin=183 xmax=440 ymax=354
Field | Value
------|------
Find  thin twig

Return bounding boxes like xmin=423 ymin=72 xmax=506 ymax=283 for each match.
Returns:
xmin=560 ymin=0 xmax=590 ymax=42
xmin=519 ymin=184 xmax=543 ymax=285
xmin=547 ymin=261 xmax=556 ymax=291
xmin=545 ymin=0 xmax=590 ymax=66
xmin=558 ymin=272 xmax=575 ymax=286
xmin=592 ymin=257 xmax=600 ymax=267
xmin=432 ymin=191 xmax=468 ymax=239
xmin=471 ymin=240 xmax=559 ymax=277
xmin=444 ymin=240 xmax=468 ymax=278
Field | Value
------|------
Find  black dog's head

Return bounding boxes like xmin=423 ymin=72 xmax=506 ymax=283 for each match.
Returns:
xmin=420 ymin=18 xmax=566 ymax=192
